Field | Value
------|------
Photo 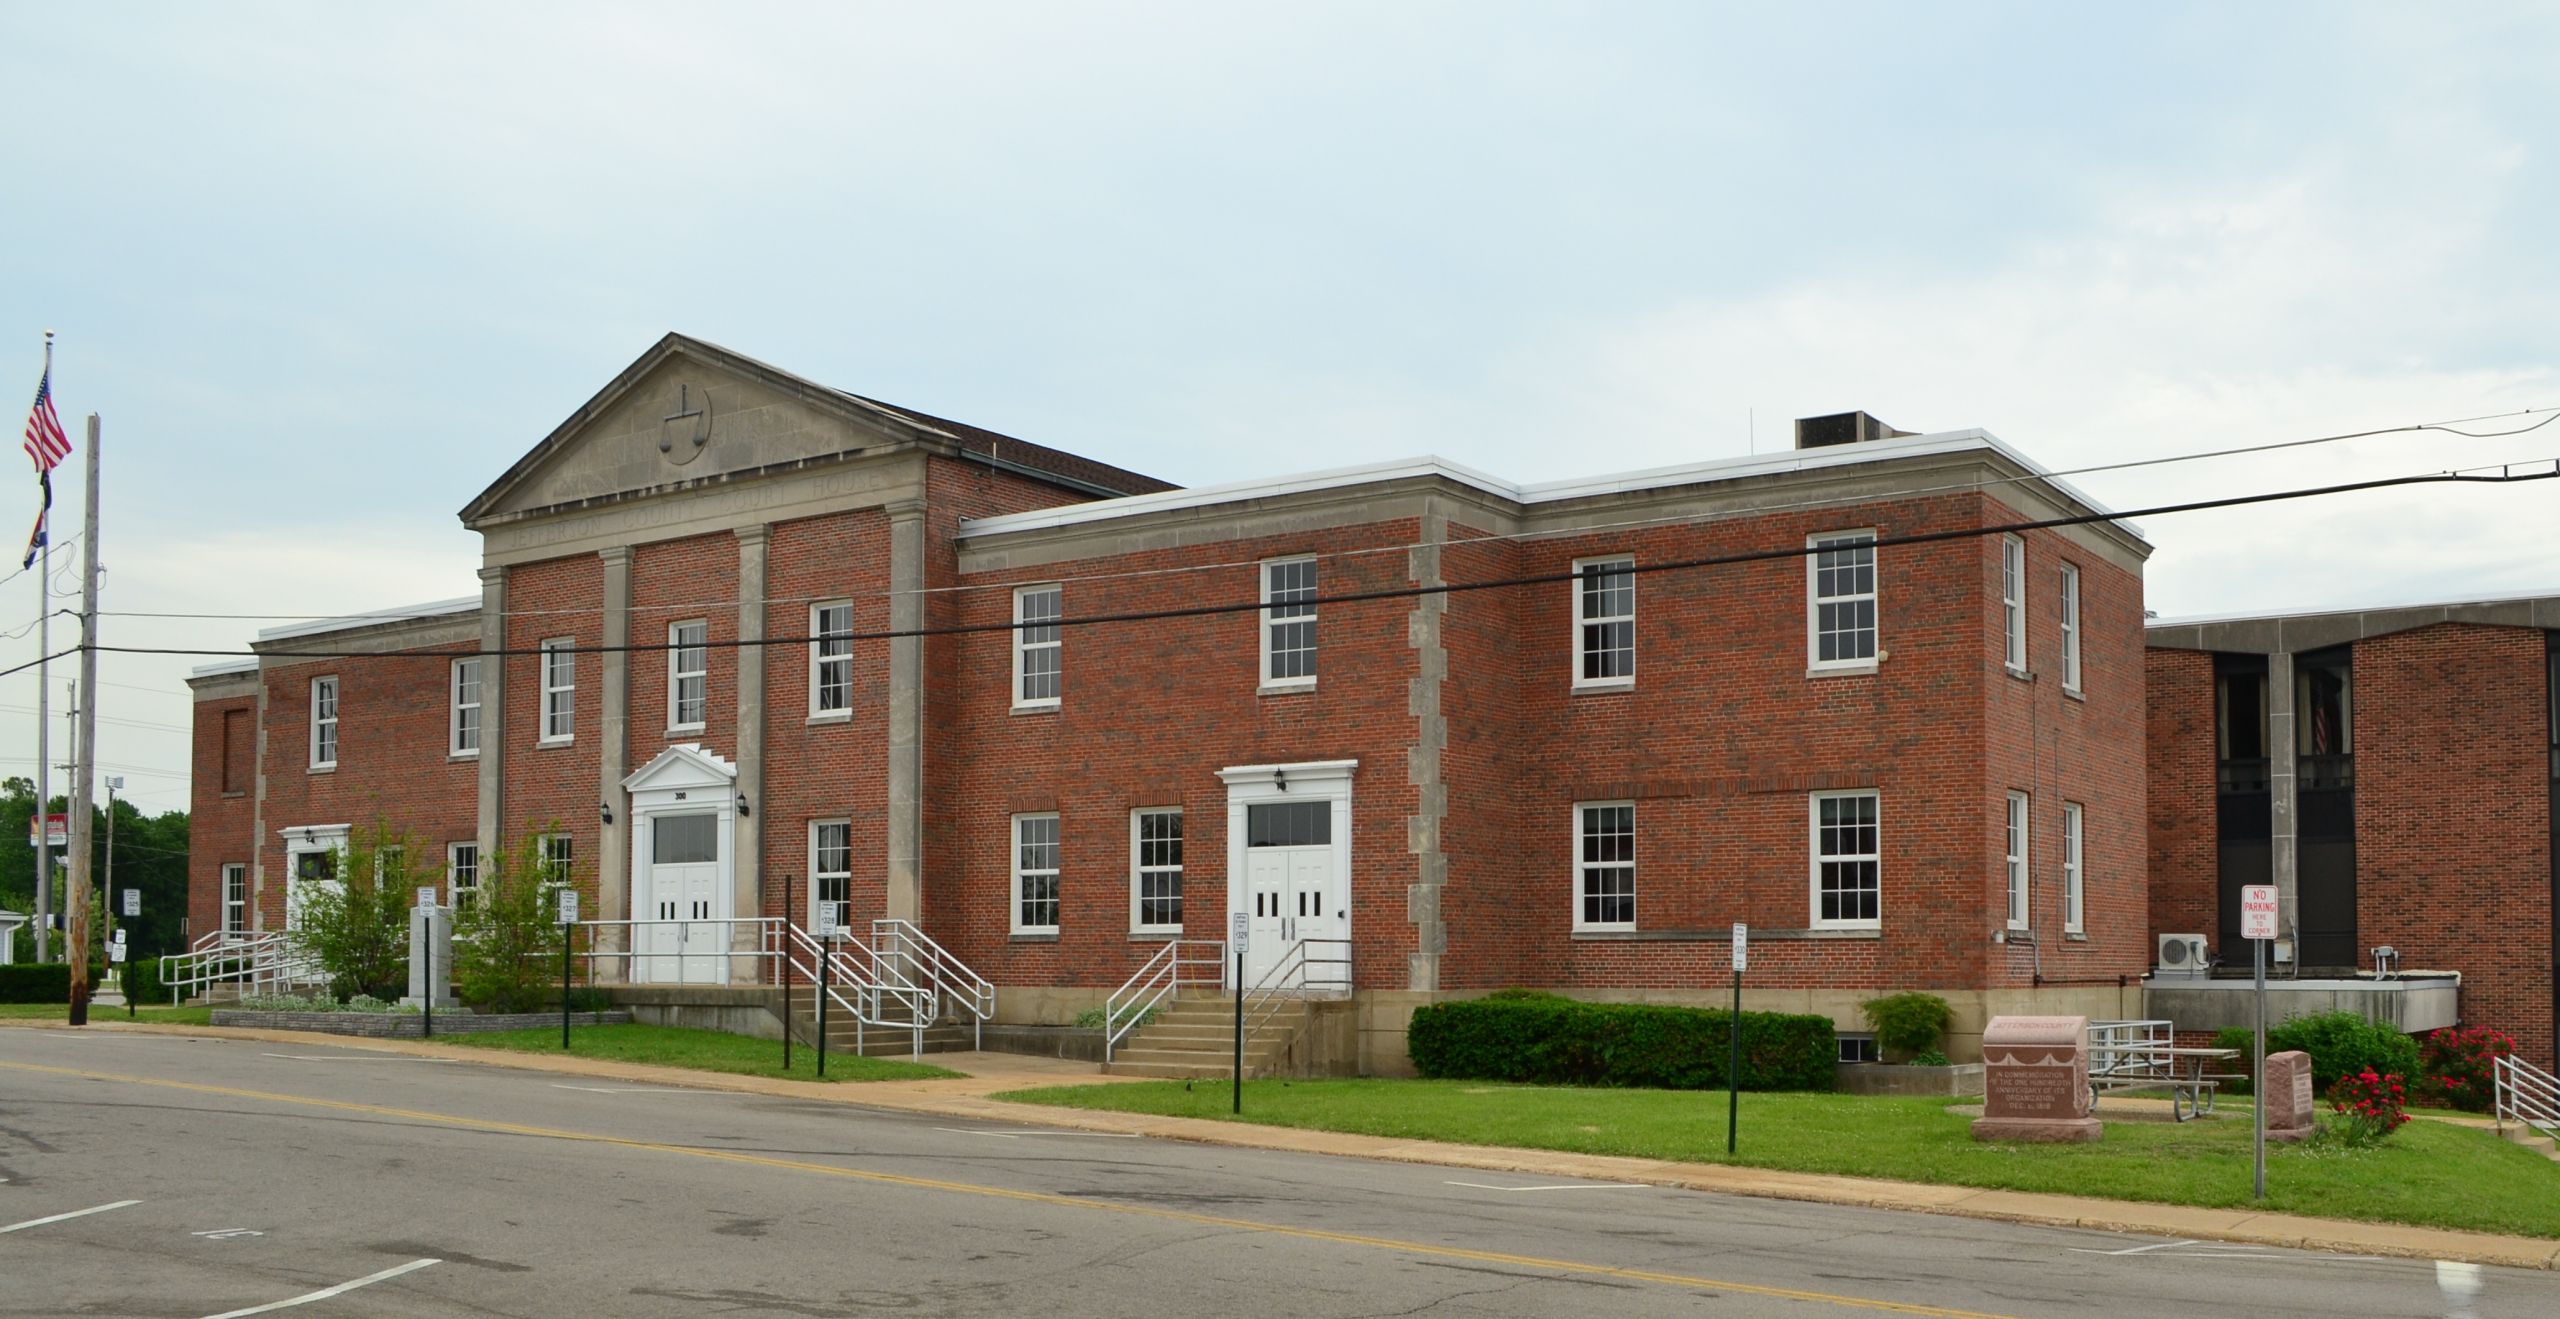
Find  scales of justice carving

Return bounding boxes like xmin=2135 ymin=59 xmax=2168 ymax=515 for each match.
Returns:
xmin=660 ymin=383 xmax=712 ymax=465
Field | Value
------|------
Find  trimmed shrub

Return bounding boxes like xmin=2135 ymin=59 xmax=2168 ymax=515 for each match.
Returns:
xmin=2267 ymin=1011 xmax=2422 ymax=1095
xmin=120 ymin=954 xmax=170 ymax=1005
xmin=2212 ymin=1026 xmax=2255 ymax=1095
xmin=1408 ymin=995 xmax=1836 ymax=1091
xmin=1859 ymin=991 xmax=1953 ymax=1062
xmin=0 ymin=963 xmax=71 ymax=1003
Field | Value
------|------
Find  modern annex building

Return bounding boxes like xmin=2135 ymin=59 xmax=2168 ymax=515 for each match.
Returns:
xmin=188 ymin=333 xmax=2162 ymax=1072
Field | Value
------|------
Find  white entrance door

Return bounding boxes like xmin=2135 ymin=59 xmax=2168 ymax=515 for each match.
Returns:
xmin=645 ymin=812 xmax=722 ymax=983
xmin=1242 ymin=846 xmax=1343 ymax=988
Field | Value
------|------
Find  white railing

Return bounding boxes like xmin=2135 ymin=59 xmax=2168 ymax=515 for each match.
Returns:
xmin=158 ymin=930 xmax=321 ymax=1001
xmin=778 ymin=921 xmax=935 ymax=1058
xmin=1102 ymin=938 xmax=1225 ymax=1064
xmin=1240 ymin=937 xmax=1353 ymax=1050
xmin=571 ymin=916 xmax=789 ymax=984
xmin=873 ymin=918 xmax=995 ymax=1051
xmin=2496 ymin=1054 xmax=2560 ymax=1138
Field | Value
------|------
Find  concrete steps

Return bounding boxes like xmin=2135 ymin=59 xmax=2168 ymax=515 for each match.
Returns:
xmin=2498 ymin=1121 xmax=2560 ymax=1163
xmin=782 ymin=987 xmax=974 ymax=1057
xmin=1104 ymin=996 xmax=1307 ymax=1079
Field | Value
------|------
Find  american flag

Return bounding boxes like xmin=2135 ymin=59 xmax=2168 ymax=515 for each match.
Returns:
xmin=22 ymin=366 xmax=69 ymax=472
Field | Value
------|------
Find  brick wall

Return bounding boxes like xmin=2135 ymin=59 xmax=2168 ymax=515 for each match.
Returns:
xmin=2354 ymin=623 xmax=2554 ymax=1065
xmin=503 ymin=554 xmax=605 ymax=912
xmin=2145 ymin=647 xmax=2218 ymax=947
xmin=186 ymin=692 xmax=259 ymax=938
xmin=759 ymin=507 xmax=894 ymax=925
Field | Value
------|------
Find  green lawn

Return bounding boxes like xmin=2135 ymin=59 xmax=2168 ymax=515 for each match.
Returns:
xmin=999 ymin=1078 xmax=2560 ymax=1239
xmin=448 ymin=1023 xmax=961 ymax=1083
xmin=0 ymin=1002 xmax=214 ymax=1024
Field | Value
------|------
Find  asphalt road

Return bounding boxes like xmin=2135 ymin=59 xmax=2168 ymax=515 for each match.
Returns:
xmin=0 ymin=1029 xmax=2551 ymax=1318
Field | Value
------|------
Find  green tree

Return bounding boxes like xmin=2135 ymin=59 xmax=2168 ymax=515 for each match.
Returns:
xmin=451 ymin=829 xmax=571 ymax=1013
xmin=292 ymin=821 xmax=432 ymax=1001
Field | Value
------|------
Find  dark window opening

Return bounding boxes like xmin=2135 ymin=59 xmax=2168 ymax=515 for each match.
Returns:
xmin=1246 ymin=801 xmax=1330 ymax=847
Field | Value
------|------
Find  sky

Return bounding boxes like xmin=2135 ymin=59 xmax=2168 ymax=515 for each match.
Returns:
xmin=0 ymin=1 xmax=2553 ymax=817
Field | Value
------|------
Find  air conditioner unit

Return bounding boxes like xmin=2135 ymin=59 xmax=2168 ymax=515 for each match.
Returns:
xmin=2155 ymin=933 xmax=2209 ymax=977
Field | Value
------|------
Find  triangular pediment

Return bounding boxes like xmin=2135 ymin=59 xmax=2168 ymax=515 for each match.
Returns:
xmin=460 ymin=334 xmax=950 ymax=527
xmin=621 ymin=742 xmax=738 ymax=795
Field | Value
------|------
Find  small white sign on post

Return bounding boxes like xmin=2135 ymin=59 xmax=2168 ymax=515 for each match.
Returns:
xmin=121 ymin=889 xmax=140 ymax=918
xmin=2241 ymin=884 xmax=2279 ymax=941
xmin=818 ymin=900 xmax=847 ymax=938
xmin=557 ymin=890 xmax=580 ymax=925
xmin=109 ymin=943 xmax=127 ymax=963
xmin=111 ymin=926 xmax=126 ymax=946
xmin=1730 ymin=922 xmax=1748 ymax=973
xmin=1230 ymin=910 xmax=1250 ymax=953
xmin=416 ymin=886 xmax=437 ymax=911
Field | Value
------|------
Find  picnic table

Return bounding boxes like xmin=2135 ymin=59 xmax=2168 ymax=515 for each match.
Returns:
xmin=2090 ymin=1045 xmax=2242 ymax=1122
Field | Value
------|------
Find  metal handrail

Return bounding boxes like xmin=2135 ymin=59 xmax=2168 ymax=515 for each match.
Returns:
xmin=872 ymin=918 xmax=996 ymax=1050
xmin=158 ymin=930 xmax=292 ymax=1000
xmin=2496 ymin=1054 xmax=2560 ymax=1137
xmin=1240 ymin=937 xmax=1352 ymax=1045
xmin=778 ymin=920 xmax=935 ymax=1058
xmin=571 ymin=916 xmax=789 ymax=982
xmin=1103 ymin=938 xmax=1224 ymax=1063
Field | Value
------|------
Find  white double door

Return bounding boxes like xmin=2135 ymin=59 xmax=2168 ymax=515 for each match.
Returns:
xmin=640 ymin=812 xmax=723 ymax=983
xmin=1241 ymin=845 xmax=1347 ymax=989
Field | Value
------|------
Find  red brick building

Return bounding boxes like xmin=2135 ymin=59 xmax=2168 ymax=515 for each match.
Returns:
xmin=188 ymin=334 xmax=2154 ymax=1070
xmin=2145 ymin=598 xmax=2560 ymax=1067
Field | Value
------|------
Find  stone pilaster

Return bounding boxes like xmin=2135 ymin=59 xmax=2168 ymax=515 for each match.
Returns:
xmin=885 ymin=497 xmax=927 ymax=923
xmin=734 ymin=525 xmax=769 ymax=922
xmin=474 ymin=565 xmax=507 ymax=872
xmin=597 ymin=548 xmax=631 ymax=922
xmin=1405 ymin=504 xmax=1449 ymax=991
xmin=2268 ymin=649 xmax=2298 ymax=942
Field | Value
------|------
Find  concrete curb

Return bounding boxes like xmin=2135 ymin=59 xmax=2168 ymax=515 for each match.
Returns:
xmin=13 ymin=1018 xmax=2558 ymax=1271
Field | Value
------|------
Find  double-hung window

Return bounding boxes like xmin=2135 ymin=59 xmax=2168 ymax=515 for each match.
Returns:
xmin=668 ymin=621 xmax=708 ymax=730
xmin=1012 ymin=813 xmax=1060 ymax=933
xmin=1573 ymin=557 xmax=1635 ymax=689
xmin=1808 ymin=532 xmax=1877 ymax=670
xmin=1574 ymin=802 xmax=1635 ymax=930
xmin=1260 ymin=557 xmax=1318 ymax=687
xmin=2062 ymin=802 xmax=2085 ymax=934
xmin=2058 ymin=562 xmax=2082 ymax=694
xmin=1811 ymin=790 xmax=1880 ymax=928
xmin=541 ymin=640 xmax=575 ymax=743
xmin=1131 ymin=808 xmax=1183 ymax=932
xmin=2004 ymin=791 xmax=2030 ymax=930
xmin=221 ymin=863 xmax=247 ymax=937
xmin=1014 ymin=585 xmax=1062 ymax=709
xmin=450 ymin=658 xmax=482 ymax=757
xmin=539 ymin=833 xmax=574 ymax=890
xmin=448 ymin=842 xmax=480 ymax=911
xmin=2002 ymin=535 xmax=2027 ymax=673
xmin=811 ymin=820 xmax=851 ymax=927
xmin=309 ymin=676 xmax=339 ymax=769
xmin=810 ymin=602 xmax=853 ymax=718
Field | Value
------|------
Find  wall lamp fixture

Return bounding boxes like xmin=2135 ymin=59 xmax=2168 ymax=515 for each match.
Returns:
xmin=736 ymin=794 xmax=751 ymax=819
xmin=600 ymin=802 xmax=614 ymax=825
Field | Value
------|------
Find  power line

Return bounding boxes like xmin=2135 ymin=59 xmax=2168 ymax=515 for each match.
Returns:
xmin=7 ymin=459 xmax=2548 ymax=678
xmin=75 ymin=405 xmax=2560 ymax=627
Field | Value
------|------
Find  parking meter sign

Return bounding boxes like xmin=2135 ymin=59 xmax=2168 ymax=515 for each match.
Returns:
xmin=2241 ymin=885 xmax=2279 ymax=941
xmin=416 ymin=887 xmax=438 ymax=911
xmin=1730 ymin=922 xmax=1748 ymax=973
xmin=1230 ymin=910 xmax=1250 ymax=953
xmin=122 ymin=889 xmax=140 ymax=917
xmin=557 ymin=890 xmax=580 ymax=925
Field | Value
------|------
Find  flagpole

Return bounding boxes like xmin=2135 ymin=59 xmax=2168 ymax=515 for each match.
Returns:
xmin=30 ymin=331 xmax=50 ymax=964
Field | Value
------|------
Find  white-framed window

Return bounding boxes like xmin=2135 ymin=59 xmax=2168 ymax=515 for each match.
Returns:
xmin=541 ymin=639 xmax=575 ymax=743
xmin=2004 ymin=791 xmax=2030 ymax=930
xmin=810 ymin=602 xmax=853 ymax=718
xmin=811 ymin=819 xmax=851 ymax=920
xmin=538 ymin=832 xmax=574 ymax=889
xmin=1811 ymin=790 xmax=1880 ymax=928
xmin=2063 ymin=802 xmax=2085 ymax=934
xmin=308 ymin=676 xmax=338 ymax=769
xmin=1574 ymin=801 xmax=1635 ymax=930
xmin=1807 ymin=532 xmax=1877 ymax=670
xmin=1131 ymin=808 xmax=1183 ymax=932
xmin=1012 ymin=813 xmax=1060 ymax=933
xmin=1573 ymin=556 xmax=1635 ymax=689
xmin=2058 ymin=562 xmax=2082 ymax=694
xmin=1014 ymin=585 xmax=1062 ymax=709
xmin=450 ymin=658 xmax=482 ymax=757
xmin=2002 ymin=535 xmax=2027 ymax=673
xmin=668 ymin=620 xmax=708 ymax=730
xmin=221 ymin=863 xmax=247 ymax=937
xmin=448 ymin=842 xmax=480 ymax=911
xmin=1260 ymin=556 xmax=1318 ymax=687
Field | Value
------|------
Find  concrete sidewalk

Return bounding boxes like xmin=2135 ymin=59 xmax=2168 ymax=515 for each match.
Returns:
xmin=15 ymin=1017 xmax=2559 ymax=1271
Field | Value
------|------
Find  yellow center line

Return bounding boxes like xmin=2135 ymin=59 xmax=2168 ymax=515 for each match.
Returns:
xmin=2 ymin=1058 xmax=2017 ymax=1319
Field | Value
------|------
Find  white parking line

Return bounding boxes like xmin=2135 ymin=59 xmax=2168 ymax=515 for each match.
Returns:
xmin=931 ymin=1127 xmax=1144 ymax=1139
xmin=548 ymin=1084 xmax=739 ymax=1094
xmin=0 ymin=1199 xmax=142 ymax=1235
xmin=199 ymin=1257 xmax=439 ymax=1318
xmin=1444 ymin=1181 xmax=1648 ymax=1192
xmin=257 ymin=1053 xmax=458 ymax=1063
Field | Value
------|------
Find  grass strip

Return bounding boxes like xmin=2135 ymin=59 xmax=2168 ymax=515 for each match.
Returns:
xmin=0 ymin=1002 xmax=214 ymax=1024
xmin=998 ymin=1077 xmax=2560 ymax=1239
xmin=448 ymin=1022 xmax=961 ymax=1083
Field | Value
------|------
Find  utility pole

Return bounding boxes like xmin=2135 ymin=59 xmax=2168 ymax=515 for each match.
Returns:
xmin=64 ymin=415 xmax=98 ymax=1025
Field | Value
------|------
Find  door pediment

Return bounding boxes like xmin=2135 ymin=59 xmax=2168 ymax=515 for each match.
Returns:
xmin=622 ymin=742 xmax=738 ymax=797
